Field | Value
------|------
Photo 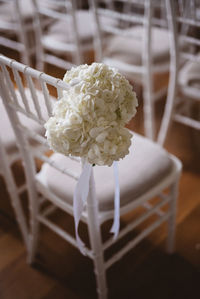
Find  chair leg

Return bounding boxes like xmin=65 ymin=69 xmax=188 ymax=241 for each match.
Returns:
xmin=142 ymin=76 xmax=155 ymax=141
xmin=27 ymin=195 xmax=40 ymax=264
xmin=88 ymin=221 xmax=108 ymax=299
xmin=166 ymin=181 xmax=179 ymax=254
xmin=27 ymin=220 xmax=40 ymax=265
xmin=7 ymin=185 xmax=29 ymax=251
xmin=93 ymin=252 xmax=108 ymax=299
xmin=0 ymin=154 xmax=29 ymax=251
xmin=87 ymin=171 xmax=108 ymax=299
xmin=36 ymin=57 xmax=45 ymax=73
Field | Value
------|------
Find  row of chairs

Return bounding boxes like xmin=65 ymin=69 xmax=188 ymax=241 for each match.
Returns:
xmin=90 ymin=0 xmax=200 ymax=142
xmin=0 ymin=0 xmax=95 ymax=68
xmin=0 ymin=0 xmax=35 ymax=65
xmin=1 ymin=0 xmax=199 ymax=142
xmin=0 ymin=0 xmax=199 ymax=298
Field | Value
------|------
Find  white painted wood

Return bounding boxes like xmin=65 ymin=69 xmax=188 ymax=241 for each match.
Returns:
xmin=0 ymin=53 xmax=182 ymax=299
xmin=0 ymin=0 xmax=33 ymax=65
xmin=158 ymin=0 xmax=200 ymax=145
xmin=32 ymin=0 xmax=90 ymax=71
xmin=105 ymin=213 xmax=170 ymax=270
xmin=103 ymin=195 xmax=170 ymax=251
xmin=166 ymin=180 xmax=180 ymax=254
xmin=0 ymin=136 xmax=29 ymax=250
xmin=157 ymin=0 xmax=178 ymax=145
xmin=89 ymin=0 xmax=175 ymax=142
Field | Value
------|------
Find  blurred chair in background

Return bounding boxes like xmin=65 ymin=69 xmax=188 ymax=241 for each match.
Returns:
xmin=0 ymin=113 xmax=29 ymax=251
xmin=89 ymin=0 xmax=173 ymax=141
xmin=0 ymin=47 xmax=182 ymax=299
xmin=0 ymin=0 xmax=35 ymax=65
xmin=158 ymin=0 xmax=200 ymax=146
xmin=32 ymin=0 xmax=95 ymax=72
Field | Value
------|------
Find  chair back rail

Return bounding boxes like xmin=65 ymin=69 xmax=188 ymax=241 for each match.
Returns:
xmin=0 ymin=55 xmax=81 ymax=256
xmin=90 ymin=0 xmax=178 ymax=144
xmin=158 ymin=0 xmax=200 ymax=145
xmin=32 ymin=0 xmax=83 ymax=71
xmin=0 ymin=0 xmax=32 ymax=64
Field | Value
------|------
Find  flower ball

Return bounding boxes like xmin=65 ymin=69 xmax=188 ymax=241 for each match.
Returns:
xmin=45 ymin=63 xmax=138 ymax=166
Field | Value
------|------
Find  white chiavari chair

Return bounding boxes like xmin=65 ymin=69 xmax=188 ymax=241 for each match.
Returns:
xmin=0 ymin=0 xmax=35 ymax=65
xmin=158 ymin=0 xmax=200 ymax=146
xmin=0 ymin=52 xmax=182 ymax=299
xmin=89 ymin=0 xmax=175 ymax=141
xmin=32 ymin=0 xmax=95 ymax=72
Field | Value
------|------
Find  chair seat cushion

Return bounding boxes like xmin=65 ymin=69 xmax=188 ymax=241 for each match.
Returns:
xmin=43 ymin=9 xmax=118 ymax=53
xmin=179 ymin=58 xmax=200 ymax=88
xmin=104 ymin=26 xmax=170 ymax=66
xmin=37 ymin=133 xmax=173 ymax=211
xmin=43 ymin=10 xmax=94 ymax=51
xmin=0 ymin=0 xmax=34 ymax=23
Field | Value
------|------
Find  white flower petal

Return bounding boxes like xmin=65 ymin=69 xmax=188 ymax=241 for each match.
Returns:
xmin=45 ymin=63 xmax=138 ymax=166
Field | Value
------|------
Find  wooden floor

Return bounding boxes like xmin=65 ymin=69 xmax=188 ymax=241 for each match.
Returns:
xmin=0 ymin=54 xmax=200 ymax=299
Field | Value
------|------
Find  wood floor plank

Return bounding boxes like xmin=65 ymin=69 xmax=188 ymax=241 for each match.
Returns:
xmin=0 ymin=254 xmax=56 ymax=299
xmin=0 ymin=233 xmax=24 ymax=272
xmin=175 ymin=203 xmax=200 ymax=267
xmin=42 ymin=284 xmax=81 ymax=299
xmin=177 ymin=172 xmax=200 ymax=222
xmin=108 ymin=249 xmax=200 ymax=299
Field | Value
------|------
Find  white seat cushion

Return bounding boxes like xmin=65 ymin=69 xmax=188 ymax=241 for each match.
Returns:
xmin=37 ymin=133 xmax=173 ymax=211
xmin=42 ymin=9 xmax=118 ymax=53
xmin=104 ymin=26 xmax=170 ymax=66
xmin=42 ymin=10 xmax=94 ymax=52
xmin=0 ymin=0 xmax=34 ymax=23
xmin=179 ymin=58 xmax=200 ymax=88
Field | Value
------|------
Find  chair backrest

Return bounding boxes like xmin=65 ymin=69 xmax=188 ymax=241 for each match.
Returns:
xmin=90 ymin=0 xmax=178 ymax=144
xmin=32 ymin=0 xmax=83 ymax=71
xmin=175 ymin=0 xmax=200 ymax=101
xmin=89 ymin=0 xmax=169 ymax=74
xmin=157 ymin=0 xmax=200 ymax=145
xmin=0 ymin=54 xmax=82 ymax=237
xmin=0 ymin=0 xmax=32 ymax=65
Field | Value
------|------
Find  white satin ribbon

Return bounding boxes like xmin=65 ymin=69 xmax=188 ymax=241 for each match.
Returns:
xmin=73 ymin=162 xmax=92 ymax=255
xmin=73 ymin=161 xmax=120 ymax=254
xmin=110 ymin=161 xmax=120 ymax=239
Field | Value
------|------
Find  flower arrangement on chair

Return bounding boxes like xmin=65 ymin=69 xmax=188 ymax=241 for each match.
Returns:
xmin=45 ymin=62 xmax=138 ymax=253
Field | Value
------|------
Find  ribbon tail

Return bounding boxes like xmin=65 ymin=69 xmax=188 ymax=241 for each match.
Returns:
xmin=110 ymin=161 xmax=120 ymax=239
xmin=73 ymin=162 xmax=92 ymax=255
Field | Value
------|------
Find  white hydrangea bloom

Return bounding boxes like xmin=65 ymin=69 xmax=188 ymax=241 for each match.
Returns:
xmin=45 ymin=63 xmax=138 ymax=166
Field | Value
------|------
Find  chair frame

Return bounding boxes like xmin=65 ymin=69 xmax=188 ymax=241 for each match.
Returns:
xmin=158 ymin=0 xmax=200 ymax=145
xmin=32 ymin=0 xmax=83 ymax=71
xmin=89 ymin=0 xmax=176 ymax=142
xmin=0 ymin=0 xmax=32 ymax=65
xmin=0 ymin=135 xmax=29 ymax=250
xmin=0 ymin=50 xmax=182 ymax=299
